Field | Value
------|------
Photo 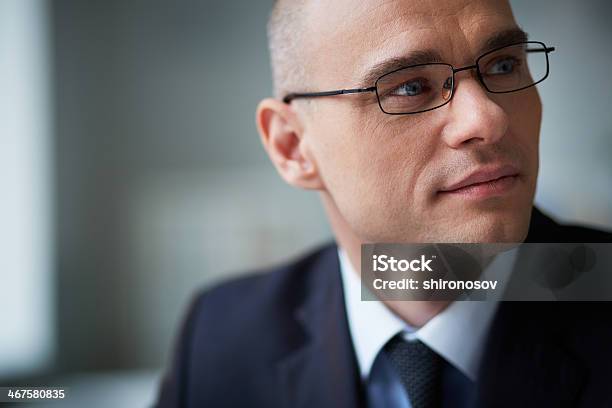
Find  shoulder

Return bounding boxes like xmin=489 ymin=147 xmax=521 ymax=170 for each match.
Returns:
xmin=181 ymin=241 xmax=339 ymax=368
xmin=155 ymin=242 xmax=339 ymax=407
xmin=188 ymin=241 xmax=337 ymax=331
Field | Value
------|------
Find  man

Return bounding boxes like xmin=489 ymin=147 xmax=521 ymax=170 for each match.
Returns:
xmin=156 ymin=0 xmax=612 ymax=407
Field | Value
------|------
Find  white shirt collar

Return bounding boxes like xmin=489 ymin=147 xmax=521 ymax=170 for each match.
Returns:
xmin=338 ymin=246 xmax=516 ymax=382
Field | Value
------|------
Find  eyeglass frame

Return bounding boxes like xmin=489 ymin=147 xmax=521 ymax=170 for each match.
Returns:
xmin=282 ymin=41 xmax=556 ymax=115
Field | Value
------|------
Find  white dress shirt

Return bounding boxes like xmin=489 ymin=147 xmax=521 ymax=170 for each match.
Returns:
xmin=338 ymin=247 xmax=516 ymax=407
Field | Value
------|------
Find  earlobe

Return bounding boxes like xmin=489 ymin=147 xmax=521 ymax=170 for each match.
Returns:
xmin=255 ymin=98 xmax=323 ymax=190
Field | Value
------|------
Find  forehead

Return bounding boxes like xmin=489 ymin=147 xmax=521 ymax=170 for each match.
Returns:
xmin=305 ymin=0 xmax=517 ymax=85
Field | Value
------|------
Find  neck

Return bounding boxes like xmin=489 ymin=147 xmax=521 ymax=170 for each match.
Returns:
xmin=320 ymin=192 xmax=451 ymax=328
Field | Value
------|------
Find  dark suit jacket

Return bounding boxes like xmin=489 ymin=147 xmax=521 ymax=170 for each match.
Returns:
xmin=155 ymin=208 xmax=612 ymax=408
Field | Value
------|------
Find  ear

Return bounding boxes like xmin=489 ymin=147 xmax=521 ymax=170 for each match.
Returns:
xmin=255 ymin=98 xmax=324 ymax=190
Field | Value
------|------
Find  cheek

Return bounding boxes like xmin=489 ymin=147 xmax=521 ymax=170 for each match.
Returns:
xmin=310 ymin=109 xmax=439 ymax=238
xmin=347 ymin=115 xmax=436 ymax=203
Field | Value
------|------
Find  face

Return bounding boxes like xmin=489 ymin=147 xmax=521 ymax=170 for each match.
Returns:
xmin=263 ymin=0 xmax=542 ymax=244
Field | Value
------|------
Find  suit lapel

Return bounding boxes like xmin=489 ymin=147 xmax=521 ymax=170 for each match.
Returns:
xmin=276 ymin=245 xmax=364 ymax=408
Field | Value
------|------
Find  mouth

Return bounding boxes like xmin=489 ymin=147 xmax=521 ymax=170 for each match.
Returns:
xmin=438 ymin=165 xmax=520 ymax=199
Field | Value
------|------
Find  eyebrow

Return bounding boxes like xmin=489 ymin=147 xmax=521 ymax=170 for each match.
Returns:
xmin=358 ymin=50 xmax=444 ymax=88
xmin=357 ymin=27 xmax=529 ymax=87
xmin=480 ymin=27 xmax=529 ymax=55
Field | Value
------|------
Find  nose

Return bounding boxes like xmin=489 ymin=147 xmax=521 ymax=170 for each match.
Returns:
xmin=440 ymin=76 xmax=509 ymax=148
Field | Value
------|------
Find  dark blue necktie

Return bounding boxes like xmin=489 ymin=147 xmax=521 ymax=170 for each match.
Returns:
xmin=384 ymin=335 xmax=442 ymax=408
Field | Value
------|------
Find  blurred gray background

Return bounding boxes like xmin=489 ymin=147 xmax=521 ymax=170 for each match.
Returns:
xmin=1 ymin=0 xmax=611 ymax=406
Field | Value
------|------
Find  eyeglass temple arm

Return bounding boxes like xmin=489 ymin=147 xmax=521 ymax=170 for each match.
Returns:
xmin=283 ymin=86 xmax=376 ymax=104
xmin=527 ymin=46 xmax=556 ymax=53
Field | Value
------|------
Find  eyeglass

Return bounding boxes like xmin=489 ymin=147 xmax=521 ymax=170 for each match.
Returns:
xmin=282 ymin=41 xmax=555 ymax=115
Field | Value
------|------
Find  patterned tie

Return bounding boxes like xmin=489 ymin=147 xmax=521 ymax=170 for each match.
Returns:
xmin=384 ymin=334 xmax=443 ymax=408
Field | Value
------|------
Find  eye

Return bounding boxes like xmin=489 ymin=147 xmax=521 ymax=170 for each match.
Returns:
xmin=486 ymin=57 xmax=520 ymax=75
xmin=391 ymin=78 xmax=431 ymax=96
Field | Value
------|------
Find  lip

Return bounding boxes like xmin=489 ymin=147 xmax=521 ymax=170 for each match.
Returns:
xmin=439 ymin=165 xmax=520 ymax=197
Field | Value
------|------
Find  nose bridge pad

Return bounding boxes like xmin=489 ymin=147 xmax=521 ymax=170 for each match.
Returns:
xmin=441 ymin=66 xmax=482 ymax=104
xmin=442 ymin=76 xmax=453 ymax=100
